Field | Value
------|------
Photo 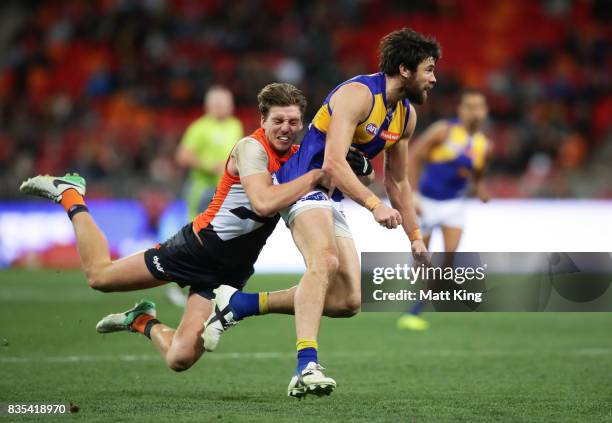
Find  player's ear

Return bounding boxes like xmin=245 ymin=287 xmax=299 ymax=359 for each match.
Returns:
xmin=399 ymin=64 xmax=411 ymax=79
xmin=260 ymin=115 xmax=266 ymax=127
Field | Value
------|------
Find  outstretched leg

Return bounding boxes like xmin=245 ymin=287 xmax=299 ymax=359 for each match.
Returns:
xmin=22 ymin=174 xmax=210 ymax=372
xmin=71 ymin=212 xmax=165 ymax=292
xmin=20 ymin=174 xmax=165 ymax=292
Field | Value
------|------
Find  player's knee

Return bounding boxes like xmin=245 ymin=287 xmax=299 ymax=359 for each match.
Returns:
xmin=324 ymin=289 xmax=360 ymax=317
xmin=334 ymin=294 xmax=361 ymax=317
xmin=311 ymin=251 xmax=340 ymax=277
xmin=166 ymin=354 xmax=196 ymax=372
xmin=168 ymin=360 xmax=192 ymax=372
xmin=305 ymin=253 xmax=339 ymax=291
xmin=343 ymin=292 xmax=361 ymax=316
xmin=87 ymin=270 xmax=113 ymax=292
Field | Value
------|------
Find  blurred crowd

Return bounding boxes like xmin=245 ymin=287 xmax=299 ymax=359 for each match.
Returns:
xmin=1 ymin=0 xmax=610 ymax=206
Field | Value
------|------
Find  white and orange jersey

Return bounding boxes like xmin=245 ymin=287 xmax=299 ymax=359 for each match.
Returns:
xmin=190 ymin=127 xmax=298 ymax=276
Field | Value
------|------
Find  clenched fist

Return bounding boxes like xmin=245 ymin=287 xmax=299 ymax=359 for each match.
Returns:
xmin=372 ymin=203 xmax=402 ymax=229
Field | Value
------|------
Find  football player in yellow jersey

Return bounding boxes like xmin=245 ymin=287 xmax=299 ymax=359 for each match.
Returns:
xmin=205 ymin=28 xmax=441 ymax=397
xmin=397 ymin=88 xmax=491 ymax=331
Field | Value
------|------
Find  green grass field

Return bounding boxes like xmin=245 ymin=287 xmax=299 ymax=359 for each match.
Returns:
xmin=1 ymin=269 xmax=612 ymax=422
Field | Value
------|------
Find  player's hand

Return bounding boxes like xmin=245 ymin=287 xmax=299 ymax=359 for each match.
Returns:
xmin=411 ymin=239 xmax=430 ymax=265
xmin=372 ymin=204 xmax=402 ymax=229
xmin=312 ymin=169 xmax=338 ymax=198
xmin=311 ymin=169 xmax=331 ymax=188
xmin=477 ymin=186 xmax=490 ymax=203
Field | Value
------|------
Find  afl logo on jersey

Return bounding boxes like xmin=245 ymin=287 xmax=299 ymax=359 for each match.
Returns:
xmin=365 ymin=123 xmax=378 ymax=135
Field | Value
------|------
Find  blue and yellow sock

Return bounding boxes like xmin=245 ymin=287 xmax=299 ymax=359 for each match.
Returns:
xmin=296 ymin=339 xmax=318 ymax=374
xmin=409 ymin=300 xmax=426 ymax=315
xmin=229 ymin=291 xmax=269 ymax=320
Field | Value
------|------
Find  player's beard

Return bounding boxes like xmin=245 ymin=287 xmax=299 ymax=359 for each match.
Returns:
xmin=400 ymin=74 xmax=427 ymax=105
xmin=462 ymin=115 xmax=484 ymax=132
xmin=465 ymin=120 xmax=481 ymax=132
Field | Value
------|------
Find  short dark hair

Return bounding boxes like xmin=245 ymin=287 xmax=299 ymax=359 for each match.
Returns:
xmin=379 ymin=28 xmax=441 ymax=75
xmin=257 ymin=83 xmax=307 ymax=119
xmin=460 ymin=87 xmax=486 ymax=100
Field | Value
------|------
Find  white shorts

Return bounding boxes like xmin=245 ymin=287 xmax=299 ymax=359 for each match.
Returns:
xmin=280 ymin=190 xmax=352 ymax=239
xmin=419 ymin=195 xmax=465 ymax=236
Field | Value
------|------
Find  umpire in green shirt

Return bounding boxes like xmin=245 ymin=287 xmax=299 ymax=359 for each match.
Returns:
xmin=176 ymin=85 xmax=244 ymax=220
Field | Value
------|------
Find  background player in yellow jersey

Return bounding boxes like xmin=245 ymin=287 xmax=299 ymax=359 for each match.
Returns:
xmin=397 ymin=88 xmax=491 ymax=331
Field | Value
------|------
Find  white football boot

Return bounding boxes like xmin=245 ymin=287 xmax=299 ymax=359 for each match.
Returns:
xmin=19 ymin=173 xmax=86 ymax=202
xmin=202 ymin=285 xmax=239 ymax=352
xmin=287 ymin=362 xmax=337 ymax=398
xmin=96 ymin=300 xmax=156 ymax=333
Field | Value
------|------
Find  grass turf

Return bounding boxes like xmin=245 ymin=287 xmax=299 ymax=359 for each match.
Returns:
xmin=1 ymin=269 xmax=611 ymax=422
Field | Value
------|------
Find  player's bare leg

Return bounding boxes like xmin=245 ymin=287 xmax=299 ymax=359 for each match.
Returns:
xmin=399 ymin=226 xmax=464 ymax=330
xmin=20 ymin=174 xmax=165 ymax=292
xmin=441 ymin=225 xmax=462 ymax=253
xmin=321 ymin=235 xmax=361 ymax=317
xmin=96 ymin=293 xmax=211 ymax=372
xmin=263 ymin=265 xmax=359 ymax=316
xmin=264 ymin=236 xmax=360 ymax=318
xmin=291 ymin=208 xmax=337 ymax=341
xmin=72 ymin=213 xmax=166 ymax=291
xmin=288 ymin=208 xmax=338 ymax=397
xmin=203 ymin=235 xmax=360 ymax=353
xmin=248 ymin=235 xmax=361 ymax=315
xmin=150 ymin=293 xmax=212 ymax=371
xmin=398 ymin=232 xmax=433 ymax=330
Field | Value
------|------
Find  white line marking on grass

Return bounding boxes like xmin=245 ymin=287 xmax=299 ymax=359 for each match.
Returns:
xmin=0 ymin=353 xmax=297 ymax=363
xmin=0 ymin=348 xmax=609 ymax=364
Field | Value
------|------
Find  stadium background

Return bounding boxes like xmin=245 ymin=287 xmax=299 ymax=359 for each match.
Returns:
xmin=1 ymin=1 xmax=611 ymax=421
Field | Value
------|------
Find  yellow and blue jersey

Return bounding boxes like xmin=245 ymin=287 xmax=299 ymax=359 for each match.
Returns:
xmin=275 ymin=72 xmax=411 ymax=200
xmin=419 ymin=119 xmax=488 ymax=200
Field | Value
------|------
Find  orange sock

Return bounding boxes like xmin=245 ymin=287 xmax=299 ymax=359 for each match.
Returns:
xmin=60 ymin=189 xmax=85 ymax=212
xmin=131 ymin=314 xmax=156 ymax=334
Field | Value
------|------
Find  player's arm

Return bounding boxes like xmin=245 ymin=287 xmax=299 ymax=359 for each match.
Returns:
xmin=471 ymin=140 xmax=491 ymax=203
xmin=234 ymin=139 xmax=324 ymax=217
xmin=175 ymin=123 xmax=224 ymax=174
xmin=242 ymin=172 xmax=323 ymax=217
xmin=175 ymin=145 xmax=201 ymax=169
xmin=384 ymin=105 xmax=428 ymax=258
xmin=407 ymin=120 xmax=449 ymax=203
xmin=322 ymin=83 xmax=401 ymax=229
xmin=358 ymin=172 xmax=375 ymax=186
